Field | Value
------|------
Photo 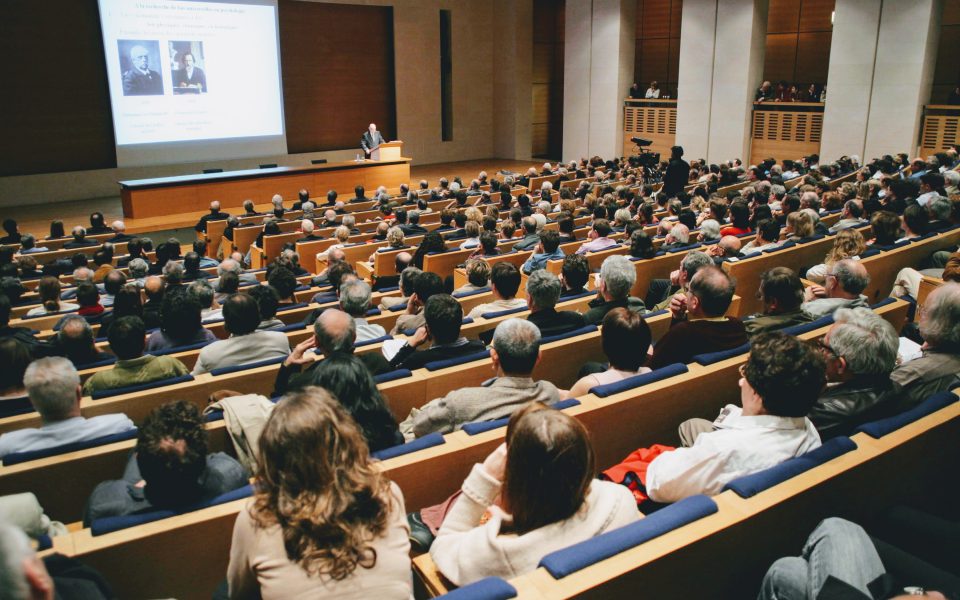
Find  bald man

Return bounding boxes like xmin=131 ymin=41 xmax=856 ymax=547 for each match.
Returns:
xmin=194 ymin=200 xmax=230 ymax=233
xmin=122 ymin=44 xmax=163 ymax=95
xmin=361 ymin=123 xmax=386 ymax=158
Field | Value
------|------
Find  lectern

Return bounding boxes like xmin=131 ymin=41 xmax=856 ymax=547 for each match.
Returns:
xmin=371 ymin=140 xmax=404 ymax=161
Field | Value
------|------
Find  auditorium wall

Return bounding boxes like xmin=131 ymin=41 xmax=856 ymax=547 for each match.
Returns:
xmin=0 ymin=0 xmax=530 ymax=209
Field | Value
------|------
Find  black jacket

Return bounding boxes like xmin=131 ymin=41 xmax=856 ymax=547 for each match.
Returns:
xmin=661 ymin=158 xmax=690 ymax=198
xmin=389 ymin=338 xmax=486 ymax=371
xmin=809 ymin=376 xmax=893 ymax=440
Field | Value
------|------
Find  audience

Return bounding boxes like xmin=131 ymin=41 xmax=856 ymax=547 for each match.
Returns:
xmin=226 ymin=388 xmax=411 ymax=598
xmin=565 ymin=308 xmax=652 ymax=398
xmin=0 ymin=357 xmax=134 ymax=457
xmin=583 ymin=255 xmax=645 ymax=324
xmin=389 ymin=294 xmax=485 ymax=370
xmin=430 ymin=402 xmax=638 ymax=585
xmin=84 ymin=400 xmax=248 ymax=525
xmin=801 ymin=259 xmax=871 ymax=319
xmin=743 ymin=267 xmax=813 ymax=335
xmin=83 ymin=317 xmax=190 ymax=395
xmin=192 ymin=293 xmax=291 ymax=375
xmin=525 ymin=270 xmax=586 ymax=337
xmin=400 ymin=318 xmax=559 ymax=439
xmin=466 ymin=262 xmax=527 ymax=319
xmin=146 ymin=292 xmax=218 ymax=351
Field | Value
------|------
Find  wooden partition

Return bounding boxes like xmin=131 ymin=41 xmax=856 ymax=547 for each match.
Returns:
xmin=919 ymin=105 xmax=960 ymax=157
xmin=622 ymin=98 xmax=677 ymax=159
xmin=750 ymin=102 xmax=823 ymax=166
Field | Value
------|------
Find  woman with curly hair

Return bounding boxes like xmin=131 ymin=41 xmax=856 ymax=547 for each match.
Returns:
xmin=227 ymin=388 xmax=411 ymax=598
xmin=805 ymin=228 xmax=866 ymax=284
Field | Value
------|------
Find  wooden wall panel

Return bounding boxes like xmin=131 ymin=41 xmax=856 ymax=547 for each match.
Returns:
xmin=764 ymin=34 xmax=799 ymax=84
xmin=795 ymin=31 xmax=832 ymax=84
xmin=634 ymin=0 xmax=682 ymax=96
xmin=798 ymin=0 xmax=834 ymax=32
xmin=279 ymin=1 xmax=396 ymax=154
xmin=532 ymin=84 xmax=551 ymax=124
xmin=533 ymin=43 xmax=555 ymax=83
xmin=0 ymin=0 xmax=116 ymax=177
xmin=532 ymin=0 xmax=564 ymax=159
xmin=944 ymin=0 xmax=960 ymax=25
xmin=767 ymin=0 xmax=801 ymax=34
xmin=932 ymin=1 xmax=960 ymax=103
xmin=639 ymin=38 xmax=671 ymax=85
xmin=642 ymin=0 xmax=671 ymax=39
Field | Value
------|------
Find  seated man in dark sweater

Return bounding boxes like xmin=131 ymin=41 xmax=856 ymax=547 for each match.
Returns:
xmin=525 ymin=270 xmax=585 ymax=337
xmin=650 ymin=266 xmax=748 ymax=369
xmin=83 ymin=400 xmax=249 ymax=525
xmin=389 ymin=294 xmax=485 ymax=370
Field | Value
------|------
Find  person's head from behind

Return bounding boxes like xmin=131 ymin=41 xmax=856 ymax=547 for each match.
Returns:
xmin=826 ymin=259 xmax=869 ymax=298
xmin=525 ymin=269 xmax=561 ymax=311
xmin=247 ymin=284 xmax=280 ymax=323
xmin=602 ymin=308 xmax=651 ymax=371
xmin=107 ymin=316 xmax=146 ymax=360
xmin=561 ymin=254 xmax=589 ymax=291
xmin=104 ymin=269 xmax=127 ymax=297
xmin=0 ymin=521 xmax=58 ymax=600
xmin=267 ymin=266 xmax=297 ymax=301
xmin=0 ymin=338 xmax=31 ymax=396
xmin=137 ymin=400 xmax=209 ymax=509
xmin=464 ymin=259 xmax=490 ymax=288
xmin=424 ymin=294 xmax=463 ymax=344
xmin=902 ymin=203 xmax=929 ymax=236
xmin=491 ymin=318 xmax=541 ymax=376
xmin=160 ymin=292 xmax=202 ymax=343
xmin=918 ymin=282 xmax=960 ymax=352
xmin=308 ymin=355 xmax=395 ymax=444
xmin=742 ymin=332 xmax=825 ymax=417
xmin=223 ymin=292 xmax=261 ymax=336
xmin=413 ymin=271 xmax=445 ymax=307
xmin=490 ymin=261 xmax=521 ymax=300
xmin=37 ymin=276 xmax=62 ymax=312
xmin=2 ymin=218 xmax=18 ymax=236
xmin=599 ymin=255 xmax=636 ymax=301
xmin=112 ymin=285 xmax=143 ymax=319
xmin=821 ymin=307 xmax=898 ymax=382
xmin=758 ymin=267 xmax=804 ymax=315
xmin=56 ymin=316 xmax=97 ymax=362
xmin=501 ymin=402 xmax=594 ymax=534
xmin=252 ymin=386 xmax=389 ymax=579
xmin=339 ymin=279 xmax=373 ymax=318
xmin=786 ymin=210 xmax=814 ymax=238
xmin=23 ymin=356 xmax=81 ymax=425
xmin=686 ymin=266 xmax=735 ymax=317
xmin=870 ymin=210 xmax=901 ymax=246
xmin=75 ymin=281 xmax=100 ymax=308
xmin=187 ymin=279 xmax=215 ymax=310
xmin=313 ymin=308 xmax=356 ymax=356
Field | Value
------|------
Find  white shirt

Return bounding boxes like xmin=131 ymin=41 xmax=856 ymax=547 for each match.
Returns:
xmin=354 ymin=318 xmax=387 ymax=342
xmin=467 ymin=297 xmax=528 ymax=320
xmin=0 ymin=414 xmax=135 ymax=458
xmin=645 ymin=88 xmax=660 ymax=98
xmin=916 ymin=190 xmax=939 ymax=207
xmin=645 ymin=405 xmax=821 ymax=503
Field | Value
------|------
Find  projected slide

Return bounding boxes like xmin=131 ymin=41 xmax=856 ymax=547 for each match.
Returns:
xmin=98 ymin=0 xmax=284 ymax=146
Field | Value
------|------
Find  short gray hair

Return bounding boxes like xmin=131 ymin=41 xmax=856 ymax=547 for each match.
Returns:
xmin=526 ymin=269 xmax=561 ymax=310
xmin=313 ymin=308 xmax=356 ymax=355
xmin=943 ymin=170 xmax=960 ymax=186
xmin=920 ymin=282 xmax=960 ymax=349
xmin=928 ymin=195 xmax=951 ymax=221
xmin=492 ymin=318 xmax=541 ymax=374
xmin=163 ymin=260 xmax=184 ymax=284
xmin=188 ymin=279 xmax=215 ymax=308
xmin=699 ymin=219 xmax=721 ymax=241
xmin=0 ymin=523 xmax=32 ymax=599
xmin=218 ymin=259 xmax=242 ymax=276
xmin=600 ymin=255 xmax=637 ymax=299
xmin=23 ymin=357 xmax=79 ymax=422
xmin=342 ymin=214 xmax=356 ymax=228
xmin=830 ymin=307 xmax=898 ymax=375
xmin=129 ymin=258 xmax=149 ymax=278
xmin=339 ymin=279 xmax=372 ymax=316
xmin=832 ymin=259 xmax=870 ymax=295
xmin=681 ymin=250 xmax=713 ymax=282
xmin=670 ymin=223 xmax=690 ymax=244
xmin=387 ymin=226 xmax=405 ymax=246
xmin=301 ymin=219 xmax=314 ymax=234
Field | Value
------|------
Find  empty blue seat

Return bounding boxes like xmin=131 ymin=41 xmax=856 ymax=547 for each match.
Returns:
xmin=2 ymin=428 xmax=139 ymax=465
xmin=90 ymin=374 xmax=195 ymax=400
xmin=854 ymin=391 xmax=958 ymax=439
xmin=147 ymin=340 xmax=213 ymax=357
xmin=371 ymin=432 xmax=445 ymax=461
xmin=538 ymin=495 xmax=718 ymax=578
xmin=693 ymin=342 xmax=751 ymax=366
xmin=556 ymin=289 xmax=595 ymax=301
xmin=722 ymin=437 xmax=857 ymax=498
xmin=437 ymin=577 xmax=517 ymax=600
xmin=90 ymin=484 xmax=254 ymax=536
xmin=590 ymin=363 xmax=688 ymax=398
xmin=277 ymin=302 xmax=309 ymax=313
xmin=357 ymin=334 xmax=392 ymax=348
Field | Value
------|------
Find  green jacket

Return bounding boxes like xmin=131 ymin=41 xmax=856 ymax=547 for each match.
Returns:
xmin=83 ymin=355 xmax=189 ymax=396
xmin=743 ymin=309 xmax=813 ymax=337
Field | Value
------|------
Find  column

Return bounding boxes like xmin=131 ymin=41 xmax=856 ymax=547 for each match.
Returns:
xmin=493 ymin=0 xmax=533 ymax=160
xmin=819 ymin=0 xmax=882 ymax=163
xmin=863 ymin=0 xmax=942 ymax=159
xmin=563 ymin=0 xmax=592 ymax=160
xmin=674 ymin=0 xmax=718 ymax=160
xmin=705 ymin=0 xmax=768 ymax=163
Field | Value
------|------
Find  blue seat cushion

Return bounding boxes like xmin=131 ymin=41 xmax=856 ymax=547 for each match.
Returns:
xmin=590 ymin=363 xmax=688 ymax=398
xmin=722 ymin=437 xmax=857 ymax=498
xmin=277 ymin=302 xmax=308 ymax=313
xmin=854 ymin=391 xmax=958 ymax=439
xmin=357 ymin=334 xmax=392 ymax=348
xmin=372 ymin=369 xmax=413 ymax=384
xmin=643 ymin=309 xmax=669 ymax=318
xmin=780 ymin=314 xmax=834 ymax=336
xmin=538 ymin=495 xmax=718 ymax=578
xmin=91 ymin=484 xmax=254 ymax=536
xmin=462 ymin=399 xmax=582 ymax=435
xmin=2 ymin=428 xmax=139 ymax=465
xmin=277 ymin=322 xmax=306 ymax=333
xmin=0 ymin=397 xmax=36 ymax=419
xmin=453 ymin=287 xmax=491 ymax=298
xmin=424 ymin=350 xmax=491 ymax=371
xmin=693 ymin=342 xmax=751 ymax=366
xmin=91 ymin=374 xmax=195 ymax=400
xmin=870 ymin=297 xmax=896 ymax=309
xmin=666 ymin=243 xmax=701 ymax=253
xmin=210 ymin=355 xmax=286 ymax=376
xmin=540 ymin=324 xmax=598 ymax=345
xmin=437 ymin=577 xmax=517 ymax=600
xmin=480 ymin=306 xmax=528 ymax=319
xmin=371 ymin=432 xmax=445 ymax=461
xmin=557 ymin=289 xmax=596 ymax=301
xmin=147 ymin=340 xmax=213 ymax=357
xmin=388 ymin=302 xmax=408 ymax=312
xmin=75 ymin=356 xmax=119 ymax=369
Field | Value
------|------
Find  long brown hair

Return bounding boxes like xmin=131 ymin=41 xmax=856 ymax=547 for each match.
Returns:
xmin=501 ymin=403 xmax=595 ymax=534
xmin=824 ymin=228 xmax=866 ymax=265
xmin=38 ymin=276 xmax=61 ymax=312
xmin=251 ymin=387 xmax=392 ymax=580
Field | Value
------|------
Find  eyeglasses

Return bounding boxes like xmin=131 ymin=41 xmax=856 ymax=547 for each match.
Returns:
xmin=816 ymin=338 xmax=840 ymax=360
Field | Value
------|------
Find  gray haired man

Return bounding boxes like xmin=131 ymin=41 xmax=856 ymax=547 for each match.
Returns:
xmin=339 ymin=279 xmax=387 ymax=342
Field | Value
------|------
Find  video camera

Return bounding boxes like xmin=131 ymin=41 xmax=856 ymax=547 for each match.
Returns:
xmin=628 ymin=137 xmax=661 ymax=173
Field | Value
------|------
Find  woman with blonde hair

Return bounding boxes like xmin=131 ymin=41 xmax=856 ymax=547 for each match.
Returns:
xmin=784 ymin=210 xmax=815 ymax=241
xmin=25 ymin=276 xmax=78 ymax=317
xmin=319 ymin=225 xmax=351 ymax=262
xmin=805 ymin=228 xmax=866 ymax=284
xmin=227 ymin=387 xmax=411 ymax=599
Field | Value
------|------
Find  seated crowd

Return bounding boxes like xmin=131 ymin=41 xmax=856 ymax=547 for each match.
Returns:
xmin=0 ymin=149 xmax=959 ymax=599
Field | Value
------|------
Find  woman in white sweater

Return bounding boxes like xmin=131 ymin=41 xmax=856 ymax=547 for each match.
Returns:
xmin=430 ymin=403 xmax=640 ymax=586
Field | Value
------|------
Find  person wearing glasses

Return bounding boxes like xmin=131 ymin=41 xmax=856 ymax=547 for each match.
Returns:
xmin=638 ymin=332 xmax=824 ymax=503
xmin=807 ymin=307 xmax=899 ymax=440
xmin=801 ymin=259 xmax=871 ymax=320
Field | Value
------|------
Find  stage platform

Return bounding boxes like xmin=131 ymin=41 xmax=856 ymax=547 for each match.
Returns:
xmin=8 ymin=159 xmax=546 ymax=236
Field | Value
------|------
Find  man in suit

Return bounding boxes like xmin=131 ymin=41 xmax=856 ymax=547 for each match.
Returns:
xmin=525 ymin=270 xmax=585 ymax=337
xmin=295 ymin=219 xmax=324 ymax=243
xmin=361 ymin=123 xmax=387 ymax=158
xmin=350 ymin=185 xmax=371 ymax=204
xmin=389 ymin=294 xmax=486 ymax=371
xmin=660 ymin=145 xmax=690 ymax=200
xmin=63 ymin=226 xmax=98 ymax=249
xmin=106 ymin=220 xmax=134 ymax=243
xmin=122 ymin=45 xmax=163 ymax=96
xmin=194 ymin=200 xmax=230 ymax=233
xmin=173 ymin=52 xmax=206 ymax=93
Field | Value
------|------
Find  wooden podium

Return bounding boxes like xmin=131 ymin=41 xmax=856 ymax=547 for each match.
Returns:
xmin=371 ymin=140 xmax=403 ymax=161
